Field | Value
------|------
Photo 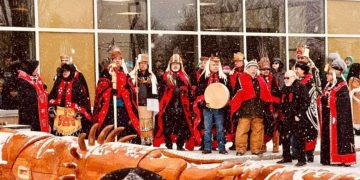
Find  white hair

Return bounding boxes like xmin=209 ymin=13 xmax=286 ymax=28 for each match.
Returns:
xmin=201 ymin=58 xmax=227 ymax=83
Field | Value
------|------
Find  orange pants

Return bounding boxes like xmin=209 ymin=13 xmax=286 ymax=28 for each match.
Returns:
xmin=235 ymin=117 xmax=264 ymax=154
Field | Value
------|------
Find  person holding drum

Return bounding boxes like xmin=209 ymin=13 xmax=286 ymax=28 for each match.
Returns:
xmin=230 ymin=60 xmax=273 ymax=156
xmin=93 ymin=46 xmax=141 ymax=144
xmin=129 ymin=53 xmax=158 ymax=146
xmin=195 ymin=56 xmax=229 ymax=155
xmin=153 ymin=53 xmax=195 ymax=151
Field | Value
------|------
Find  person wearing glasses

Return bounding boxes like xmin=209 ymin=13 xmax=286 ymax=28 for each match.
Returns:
xmin=277 ymin=70 xmax=310 ymax=167
xmin=258 ymin=57 xmax=281 ymax=154
xmin=231 ymin=60 xmax=273 ymax=156
xmin=318 ymin=59 xmax=356 ymax=166
xmin=271 ymin=58 xmax=285 ymax=90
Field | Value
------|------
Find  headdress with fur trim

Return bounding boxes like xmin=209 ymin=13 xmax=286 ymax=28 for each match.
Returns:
xmin=165 ymin=53 xmax=185 ymax=72
xmin=109 ymin=46 xmax=128 ymax=74
xmin=201 ymin=56 xmax=227 ymax=82
xmin=233 ymin=52 xmax=244 ymax=61
xmin=258 ymin=57 xmax=271 ymax=69
xmin=59 ymin=41 xmax=74 ymax=64
xmin=129 ymin=54 xmax=158 ymax=95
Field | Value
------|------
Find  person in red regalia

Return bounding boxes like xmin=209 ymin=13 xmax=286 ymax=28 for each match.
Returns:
xmin=194 ymin=56 xmax=229 ymax=154
xmin=258 ymin=57 xmax=281 ymax=153
xmin=228 ymin=52 xmax=245 ymax=150
xmin=93 ymin=46 xmax=141 ymax=144
xmin=17 ymin=60 xmax=49 ymax=132
xmin=48 ymin=63 xmax=92 ymax=136
xmin=318 ymin=59 xmax=356 ymax=166
xmin=231 ymin=60 xmax=274 ymax=155
xmin=153 ymin=53 xmax=195 ymax=151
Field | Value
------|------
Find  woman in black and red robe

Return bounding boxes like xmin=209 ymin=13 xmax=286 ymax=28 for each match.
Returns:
xmin=93 ymin=49 xmax=140 ymax=144
xmin=17 ymin=60 xmax=49 ymax=132
xmin=49 ymin=64 xmax=92 ymax=136
xmin=153 ymin=54 xmax=195 ymax=151
xmin=318 ymin=60 xmax=356 ymax=166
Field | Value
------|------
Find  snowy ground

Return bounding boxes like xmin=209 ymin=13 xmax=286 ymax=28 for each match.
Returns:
xmin=160 ymin=135 xmax=360 ymax=174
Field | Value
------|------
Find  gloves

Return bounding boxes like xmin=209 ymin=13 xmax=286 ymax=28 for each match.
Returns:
xmin=75 ymin=112 xmax=82 ymax=120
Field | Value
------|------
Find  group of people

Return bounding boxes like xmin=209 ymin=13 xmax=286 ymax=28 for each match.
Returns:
xmin=5 ymin=44 xmax=359 ymax=168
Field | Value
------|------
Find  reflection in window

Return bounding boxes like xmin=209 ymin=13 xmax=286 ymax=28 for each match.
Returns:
xmin=0 ymin=31 xmax=35 ymax=110
xmin=151 ymin=34 xmax=198 ymax=82
xmin=201 ymin=35 xmax=243 ymax=66
xmin=288 ymin=0 xmax=325 ymax=33
xmin=246 ymin=0 xmax=285 ymax=33
xmin=98 ymin=33 xmax=147 ymax=74
xmin=246 ymin=36 xmax=286 ymax=62
xmin=289 ymin=37 xmax=325 ymax=72
xmin=0 ymin=0 xmax=34 ymax=27
xmin=98 ymin=0 xmax=147 ymax=30
xmin=151 ymin=0 xmax=196 ymax=31
xmin=0 ymin=31 xmax=35 ymax=60
xmin=201 ymin=0 xmax=242 ymax=32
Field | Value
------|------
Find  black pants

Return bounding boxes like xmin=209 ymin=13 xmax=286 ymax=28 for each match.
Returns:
xmin=280 ymin=121 xmax=306 ymax=163
xmin=102 ymin=106 xmax=141 ymax=144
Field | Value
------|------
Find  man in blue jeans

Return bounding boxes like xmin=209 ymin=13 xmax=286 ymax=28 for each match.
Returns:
xmin=196 ymin=56 xmax=229 ymax=154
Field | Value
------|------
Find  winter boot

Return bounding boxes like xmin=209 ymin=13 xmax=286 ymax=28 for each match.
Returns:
xmin=272 ymin=130 xmax=280 ymax=153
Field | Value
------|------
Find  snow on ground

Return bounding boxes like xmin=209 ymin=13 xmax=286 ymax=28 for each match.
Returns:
xmin=160 ymin=135 xmax=360 ymax=174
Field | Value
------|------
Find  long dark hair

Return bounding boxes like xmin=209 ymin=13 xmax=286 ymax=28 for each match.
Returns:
xmin=346 ymin=63 xmax=360 ymax=83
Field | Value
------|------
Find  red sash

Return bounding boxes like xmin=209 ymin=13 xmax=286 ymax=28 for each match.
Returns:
xmin=318 ymin=81 xmax=356 ymax=164
xmin=49 ymin=72 xmax=92 ymax=121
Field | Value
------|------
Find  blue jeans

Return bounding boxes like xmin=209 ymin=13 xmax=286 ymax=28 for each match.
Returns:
xmin=203 ymin=108 xmax=226 ymax=151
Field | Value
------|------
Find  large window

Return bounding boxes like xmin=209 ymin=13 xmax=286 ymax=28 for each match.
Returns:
xmin=151 ymin=0 xmax=196 ymax=31
xmin=288 ymin=0 xmax=325 ymax=33
xmin=98 ymin=0 xmax=147 ymax=30
xmin=246 ymin=0 xmax=285 ymax=33
xmin=98 ymin=33 xmax=148 ymax=73
xmin=0 ymin=0 xmax=34 ymax=27
xmin=151 ymin=34 xmax=198 ymax=80
xmin=201 ymin=0 xmax=243 ymax=32
xmin=201 ymin=35 xmax=243 ymax=66
xmin=6 ymin=0 xmax=360 ymax=111
xmin=289 ymin=37 xmax=326 ymax=71
xmin=246 ymin=36 xmax=286 ymax=62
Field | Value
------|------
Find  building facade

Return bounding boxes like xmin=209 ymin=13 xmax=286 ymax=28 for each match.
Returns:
xmin=0 ymin=0 xmax=359 ymax=104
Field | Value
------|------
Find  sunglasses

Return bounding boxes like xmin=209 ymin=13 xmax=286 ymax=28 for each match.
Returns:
xmin=284 ymin=77 xmax=291 ymax=80
xmin=273 ymin=62 xmax=279 ymax=64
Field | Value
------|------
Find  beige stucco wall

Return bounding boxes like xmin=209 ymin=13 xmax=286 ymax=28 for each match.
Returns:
xmin=328 ymin=38 xmax=360 ymax=63
xmin=39 ymin=33 xmax=95 ymax=105
xmin=328 ymin=1 xmax=360 ymax=34
xmin=39 ymin=0 xmax=94 ymax=28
